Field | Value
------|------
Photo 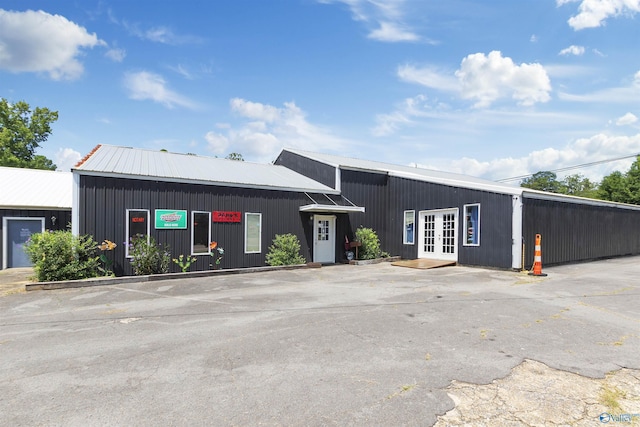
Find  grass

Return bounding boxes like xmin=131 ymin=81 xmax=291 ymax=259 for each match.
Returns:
xmin=387 ymin=383 xmax=418 ymax=399
xmin=600 ymin=385 xmax=626 ymax=413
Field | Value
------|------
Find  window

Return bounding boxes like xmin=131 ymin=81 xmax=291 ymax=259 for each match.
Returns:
xmin=192 ymin=211 xmax=211 ymax=255
xmin=317 ymin=219 xmax=330 ymax=241
xmin=245 ymin=213 xmax=262 ymax=253
xmin=126 ymin=209 xmax=150 ymax=257
xmin=403 ymin=210 xmax=415 ymax=245
xmin=463 ymin=204 xmax=480 ymax=246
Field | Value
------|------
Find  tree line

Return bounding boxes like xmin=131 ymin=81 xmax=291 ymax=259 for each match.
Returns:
xmin=2 ymin=97 xmax=639 ymax=205
xmin=521 ymin=158 xmax=640 ymax=205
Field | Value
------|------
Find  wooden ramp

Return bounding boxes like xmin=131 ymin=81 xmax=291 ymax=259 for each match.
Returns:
xmin=391 ymin=259 xmax=456 ymax=269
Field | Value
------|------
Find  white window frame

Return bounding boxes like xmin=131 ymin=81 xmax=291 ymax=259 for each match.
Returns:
xmin=244 ymin=212 xmax=262 ymax=254
xmin=403 ymin=210 xmax=415 ymax=245
xmin=126 ymin=209 xmax=150 ymax=258
xmin=463 ymin=204 xmax=481 ymax=247
xmin=191 ymin=211 xmax=211 ymax=255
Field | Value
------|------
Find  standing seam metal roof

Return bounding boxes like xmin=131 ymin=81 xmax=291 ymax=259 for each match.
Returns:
xmin=282 ymin=148 xmax=640 ymax=211
xmin=281 ymin=148 xmax=522 ymax=195
xmin=72 ymin=145 xmax=339 ymax=194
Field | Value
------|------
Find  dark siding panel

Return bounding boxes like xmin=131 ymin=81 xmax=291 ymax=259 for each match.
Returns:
xmin=340 ymin=169 xmax=389 ymax=247
xmin=523 ymin=198 xmax=640 ymax=266
xmin=387 ymin=177 xmax=513 ymax=268
xmin=337 ymin=172 xmax=513 ymax=268
xmin=0 ymin=208 xmax=71 ymax=269
xmin=79 ymin=176 xmax=313 ymax=275
xmin=274 ymin=151 xmax=336 ymax=188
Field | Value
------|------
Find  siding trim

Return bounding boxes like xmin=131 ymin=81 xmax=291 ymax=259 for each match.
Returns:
xmin=511 ymin=195 xmax=523 ymax=269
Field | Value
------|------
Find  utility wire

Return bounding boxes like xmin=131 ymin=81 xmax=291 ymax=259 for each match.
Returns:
xmin=496 ymin=153 xmax=640 ymax=183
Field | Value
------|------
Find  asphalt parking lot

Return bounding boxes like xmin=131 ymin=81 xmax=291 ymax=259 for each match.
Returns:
xmin=1 ymin=257 xmax=639 ymax=426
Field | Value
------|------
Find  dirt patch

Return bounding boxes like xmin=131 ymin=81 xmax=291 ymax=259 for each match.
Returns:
xmin=435 ymin=359 xmax=640 ymax=426
xmin=0 ymin=267 xmax=34 ymax=297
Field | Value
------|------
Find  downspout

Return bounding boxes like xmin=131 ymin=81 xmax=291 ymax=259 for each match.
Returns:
xmin=71 ymin=172 xmax=80 ymax=237
xmin=511 ymin=194 xmax=523 ymax=269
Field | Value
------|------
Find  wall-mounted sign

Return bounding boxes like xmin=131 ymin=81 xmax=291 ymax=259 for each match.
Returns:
xmin=213 ymin=211 xmax=242 ymax=223
xmin=155 ymin=210 xmax=187 ymax=229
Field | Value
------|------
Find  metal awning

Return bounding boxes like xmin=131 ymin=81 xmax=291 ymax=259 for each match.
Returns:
xmin=299 ymin=193 xmax=365 ymax=213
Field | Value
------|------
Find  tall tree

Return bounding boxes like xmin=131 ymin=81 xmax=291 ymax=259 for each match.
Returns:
xmin=624 ymin=156 xmax=640 ymax=205
xmin=598 ymin=155 xmax=640 ymax=205
xmin=0 ymin=98 xmax=58 ymax=170
xmin=598 ymin=171 xmax=628 ymax=202
xmin=560 ymin=173 xmax=598 ymax=198
xmin=520 ymin=171 xmax=562 ymax=192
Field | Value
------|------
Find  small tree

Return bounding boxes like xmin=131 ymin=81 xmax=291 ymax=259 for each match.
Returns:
xmin=265 ymin=234 xmax=306 ymax=266
xmin=128 ymin=235 xmax=171 ymax=275
xmin=225 ymin=152 xmax=244 ymax=161
xmin=24 ymin=230 xmax=101 ymax=281
xmin=355 ymin=227 xmax=382 ymax=260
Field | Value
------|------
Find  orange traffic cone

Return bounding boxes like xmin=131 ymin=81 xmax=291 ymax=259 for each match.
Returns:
xmin=529 ymin=234 xmax=547 ymax=277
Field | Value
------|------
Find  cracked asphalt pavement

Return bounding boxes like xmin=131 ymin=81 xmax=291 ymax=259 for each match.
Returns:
xmin=1 ymin=257 xmax=639 ymax=426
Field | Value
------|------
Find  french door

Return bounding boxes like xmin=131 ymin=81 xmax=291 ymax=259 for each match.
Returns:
xmin=418 ymin=209 xmax=458 ymax=261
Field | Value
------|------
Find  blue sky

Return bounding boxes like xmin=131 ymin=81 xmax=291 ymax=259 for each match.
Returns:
xmin=1 ymin=0 xmax=639 ymax=182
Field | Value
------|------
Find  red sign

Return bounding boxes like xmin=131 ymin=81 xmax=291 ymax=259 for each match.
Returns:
xmin=132 ymin=217 xmax=145 ymax=223
xmin=213 ymin=211 xmax=241 ymax=223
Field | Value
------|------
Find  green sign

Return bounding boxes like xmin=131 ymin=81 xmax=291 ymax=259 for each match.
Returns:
xmin=155 ymin=210 xmax=187 ymax=229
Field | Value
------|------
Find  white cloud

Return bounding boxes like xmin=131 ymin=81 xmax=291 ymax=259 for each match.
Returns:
xmin=558 ymin=70 xmax=640 ymax=103
xmin=319 ymin=0 xmax=420 ymax=43
xmin=439 ymin=132 xmax=640 ymax=181
xmin=556 ymin=0 xmax=579 ymax=5
xmin=105 ymin=47 xmax=126 ymax=62
xmin=230 ymin=98 xmax=281 ymax=122
xmin=559 ymin=45 xmax=585 ymax=56
xmin=401 ymin=51 xmax=551 ymax=108
xmin=368 ymin=21 xmax=419 ymax=42
xmin=372 ymin=110 xmax=412 ymax=137
xmin=397 ymin=65 xmax=459 ymax=92
xmin=456 ymin=51 xmax=551 ymax=107
xmin=123 ymin=71 xmax=198 ymax=109
xmin=204 ymin=131 xmax=230 ymax=154
xmin=205 ymin=98 xmax=359 ymax=162
xmin=55 ymin=148 xmax=82 ymax=172
xmin=372 ymin=94 xmax=452 ymax=136
xmin=110 ymin=12 xmax=204 ymax=45
xmin=561 ymin=0 xmax=640 ymax=30
xmin=0 ymin=9 xmax=105 ymax=80
xmin=616 ymin=112 xmax=638 ymax=126
xmin=168 ymin=64 xmax=194 ymax=80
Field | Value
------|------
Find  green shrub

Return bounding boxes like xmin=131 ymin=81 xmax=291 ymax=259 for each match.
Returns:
xmin=265 ymin=233 xmax=306 ymax=266
xmin=355 ymin=226 xmax=381 ymax=260
xmin=24 ymin=230 xmax=101 ymax=282
xmin=128 ymin=234 xmax=171 ymax=275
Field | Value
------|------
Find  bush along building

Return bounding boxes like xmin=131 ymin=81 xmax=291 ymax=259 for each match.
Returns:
xmin=71 ymin=145 xmax=364 ymax=276
xmin=72 ymin=144 xmax=640 ymax=276
xmin=1 ymin=166 xmax=72 ymax=270
xmin=274 ymin=148 xmax=640 ymax=269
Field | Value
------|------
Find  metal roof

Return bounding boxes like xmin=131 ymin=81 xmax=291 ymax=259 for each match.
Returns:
xmin=281 ymin=148 xmax=640 ymax=211
xmin=0 ymin=166 xmax=72 ymax=209
xmin=281 ymin=148 xmax=523 ymax=196
xmin=73 ymin=145 xmax=339 ymax=194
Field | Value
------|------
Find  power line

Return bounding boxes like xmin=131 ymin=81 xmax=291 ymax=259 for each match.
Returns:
xmin=496 ymin=153 xmax=640 ymax=183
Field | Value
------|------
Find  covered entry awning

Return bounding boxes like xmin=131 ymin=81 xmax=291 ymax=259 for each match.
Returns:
xmin=299 ymin=192 xmax=365 ymax=213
